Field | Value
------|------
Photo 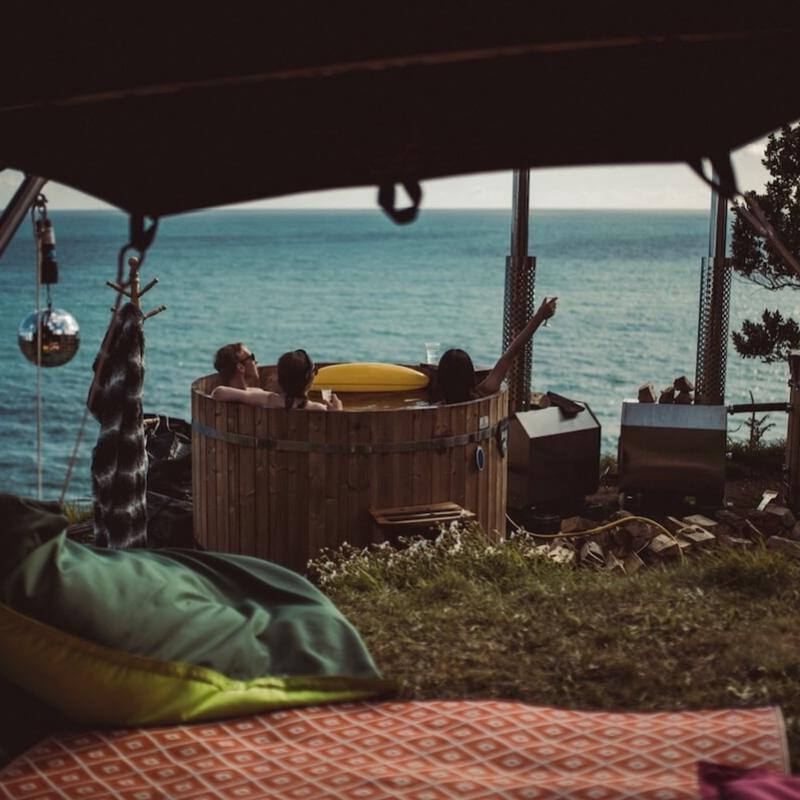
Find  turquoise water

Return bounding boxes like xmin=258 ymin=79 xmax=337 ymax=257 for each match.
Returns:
xmin=0 ymin=209 xmax=792 ymax=499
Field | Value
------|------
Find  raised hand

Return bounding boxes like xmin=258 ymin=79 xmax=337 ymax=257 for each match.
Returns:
xmin=325 ymin=392 xmax=343 ymax=411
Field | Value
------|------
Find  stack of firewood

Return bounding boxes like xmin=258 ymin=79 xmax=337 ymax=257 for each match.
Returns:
xmin=638 ymin=375 xmax=694 ymax=404
xmin=524 ymin=502 xmax=800 ymax=572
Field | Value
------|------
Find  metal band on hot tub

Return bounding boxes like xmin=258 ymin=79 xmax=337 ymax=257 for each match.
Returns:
xmin=192 ymin=419 xmax=506 ymax=454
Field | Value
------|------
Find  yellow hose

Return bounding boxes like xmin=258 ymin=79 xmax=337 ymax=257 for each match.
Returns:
xmin=508 ymin=514 xmax=686 ymax=562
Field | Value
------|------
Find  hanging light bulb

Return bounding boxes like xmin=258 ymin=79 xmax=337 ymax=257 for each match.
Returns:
xmin=18 ymin=197 xmax=80 ymax=367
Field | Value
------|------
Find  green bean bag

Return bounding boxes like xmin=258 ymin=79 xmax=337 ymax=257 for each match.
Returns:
xmin=0 ymin=494 xmax=392 ymax=726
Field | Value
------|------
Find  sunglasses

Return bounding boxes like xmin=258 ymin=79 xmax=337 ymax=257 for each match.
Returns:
xmin=238 ymin=352 xmax=256 ymax=364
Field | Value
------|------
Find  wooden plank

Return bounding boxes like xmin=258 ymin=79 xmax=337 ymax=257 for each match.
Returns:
xmin=464 ymin=398 xmax=480 ymax=519
xmin=307 ymin=410 xmax=328 ymax=566
xmin=496 ymin=391 xmax=509 ymax=538
xmin=411 ymin=409 xmax=434 ymax=507
xmin=449 ymin=404 xmax=468 ymax=511
xmin=476 ymin=397 xmax=491 ymax=532
xmin=190 ymin=390 xmax=203 ymax=547
xmin=238 ymin=404 xmax=256 ymax=556
xmin=285 ymin=409 xmax=309 ymax=573
xmin=431 ymin=404 xmax=452 ymax=508
xmin=203 ymin=396 xmax=217 ymax=553
xmin=268 ymin=409 xmax=289 ymax=568
xmin=391 ymin=405 xmax=415 ymax=512
xmin=326 ymin=410 xmax=348 ymax=550
xmin=485 ymin=394 xmax=497 ymax=538
xmin=345 ymin=412 xmax=369 ymax=549
xmin=226 ymin=402 xmax=241 ymax=554
xmin=254 ymin=406 xmax=270 ymax=561
xmin=374 ymin=409 xmax=395 ymax=515
xmin=214 ymin=399 xmax=228 ymax=552
xmin=357 ymin=411 xmax=379 ymax=548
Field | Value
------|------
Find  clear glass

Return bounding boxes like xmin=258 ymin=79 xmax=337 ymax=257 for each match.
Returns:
xmin=425 ymin=341 xmax=440 ymax=364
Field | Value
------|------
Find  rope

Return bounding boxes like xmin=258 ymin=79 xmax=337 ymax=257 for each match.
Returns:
xmin=32 ymin=206 xmax=43 ymax=500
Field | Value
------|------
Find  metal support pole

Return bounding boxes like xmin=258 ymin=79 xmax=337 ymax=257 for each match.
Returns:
xmin=0 ymin=174 xmax=47 ymax=261
xmin=503 ymin=169 xmax=536 ymax=413
xmin=695 ymin=173 xmax=731 ymax=405
xmin=786 ymin=351 xmax=800 ymax=512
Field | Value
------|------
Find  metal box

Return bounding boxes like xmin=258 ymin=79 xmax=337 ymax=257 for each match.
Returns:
xmin=508 ymin=403 xmax=601 ymax=509
xmin=618 ymin=400 xmax=726 ymax=499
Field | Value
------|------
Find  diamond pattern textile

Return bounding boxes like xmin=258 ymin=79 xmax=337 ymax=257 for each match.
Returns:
xmin=0 ymin=701 xmax=789 ymax=800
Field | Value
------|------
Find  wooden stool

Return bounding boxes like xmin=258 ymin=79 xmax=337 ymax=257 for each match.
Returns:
xmin=369 ymin=502 xmax=475 ymax=545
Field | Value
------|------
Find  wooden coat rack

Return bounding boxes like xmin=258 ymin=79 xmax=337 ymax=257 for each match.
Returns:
xmin=107 ymin=256 xmax=166 ymax=320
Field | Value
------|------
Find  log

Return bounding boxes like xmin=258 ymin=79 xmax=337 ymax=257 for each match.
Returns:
xmin=674 ymin=375 xmax=695 ymax=392
xmin=638 ymin=383 xmax=657 ymax=403
xmin=658 ymin=386 xmax=675 ymax=404
xmin=674 ymin=390 xmax=694 ymax=404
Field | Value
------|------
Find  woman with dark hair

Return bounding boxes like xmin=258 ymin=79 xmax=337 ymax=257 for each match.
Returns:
xmin=212 ymin=348 xmax=342 ymax=410
xmin=437 ymin=296 xmax=557 ymax=404
xmin=276 ymin=349 xmax=342 ymax=410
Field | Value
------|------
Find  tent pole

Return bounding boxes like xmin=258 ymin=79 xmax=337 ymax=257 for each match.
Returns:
xmin=695 ymin=172 xmax=731 ymax=406
xmin=0 ymin=174 xmax=47 ymax=262
xmin=503 ymin=169 xmax=536 ymax=413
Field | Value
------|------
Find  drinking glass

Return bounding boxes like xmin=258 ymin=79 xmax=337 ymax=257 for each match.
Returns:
xmin=320 ymin=388 xmax=332 ymax=402
xmin=425 ymin=342 xmax=440 ymax=365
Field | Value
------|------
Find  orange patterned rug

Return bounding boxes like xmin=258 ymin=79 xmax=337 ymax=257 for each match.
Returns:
xmin=0 ymin=701 xmax=789 ymax=800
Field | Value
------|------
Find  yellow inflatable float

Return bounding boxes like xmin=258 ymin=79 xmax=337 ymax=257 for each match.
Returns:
xmin=312 ymin=362 xmax=429 ymax=393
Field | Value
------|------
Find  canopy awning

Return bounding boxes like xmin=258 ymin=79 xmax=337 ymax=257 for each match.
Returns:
xmin=2 ymin=6 xmax=799 ymax=217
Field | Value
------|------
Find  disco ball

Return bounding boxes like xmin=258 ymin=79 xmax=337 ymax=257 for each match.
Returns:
xmin=18 ymin=306 xmax=80 ymax=367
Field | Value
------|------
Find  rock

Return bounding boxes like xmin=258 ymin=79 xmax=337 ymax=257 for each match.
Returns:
xmin=765 ymin=504 xmax=796 ymax=529
xmin=674 ymin=375 xmax=695 ymax=392
xmin=767 ymin=536 xmax=800 ymax=560
xmin=638 ymin=383 xmax=657 ymax=403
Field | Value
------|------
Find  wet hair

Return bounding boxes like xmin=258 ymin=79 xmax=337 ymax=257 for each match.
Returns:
xmin=277 ymin=349 xmax=316 ymax=409
xmin=437 ymin=348 xmax=478 ymax=404
xmin=214 ymin=342 xmax=245 ymax=383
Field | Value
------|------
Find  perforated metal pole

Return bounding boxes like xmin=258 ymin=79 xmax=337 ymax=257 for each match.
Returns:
xmin=503 ymin=170 xmax=536 ymax=413
xmin=695 ymin=174 xmax=731 ymax=405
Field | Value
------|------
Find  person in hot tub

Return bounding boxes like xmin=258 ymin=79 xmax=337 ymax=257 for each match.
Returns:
xmin=211 ymin=345 xmax=342 ymax=410
xmin=436 ymin=296 xmax=557 ymax=404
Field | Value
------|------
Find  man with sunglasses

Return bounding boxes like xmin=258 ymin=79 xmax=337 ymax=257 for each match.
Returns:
xmin=210 ymin=342 xmax=269 ymax=404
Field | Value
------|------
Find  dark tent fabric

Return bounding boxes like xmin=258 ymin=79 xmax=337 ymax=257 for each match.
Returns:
xmin=1 ymin=6 xmax=800 ymax=216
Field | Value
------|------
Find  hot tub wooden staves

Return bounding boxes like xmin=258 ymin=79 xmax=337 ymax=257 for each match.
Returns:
xmin=191 ymin=368 xmax=508 ymax=573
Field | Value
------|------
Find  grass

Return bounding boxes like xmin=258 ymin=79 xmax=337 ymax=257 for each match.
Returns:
xmin=310 ymin=524 xmax=800 ymax=769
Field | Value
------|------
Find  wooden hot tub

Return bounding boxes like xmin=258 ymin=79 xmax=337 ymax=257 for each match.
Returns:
xmin=191 ymin=365 xmax=508 ymax=572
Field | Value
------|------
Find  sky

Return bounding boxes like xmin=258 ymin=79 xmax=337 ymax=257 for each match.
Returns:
xmin=0 ymin=134 xmax=780 ymax=212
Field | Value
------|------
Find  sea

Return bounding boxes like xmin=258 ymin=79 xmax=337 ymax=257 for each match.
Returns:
xmin=0 ymin=208 xmax=794 ymax=501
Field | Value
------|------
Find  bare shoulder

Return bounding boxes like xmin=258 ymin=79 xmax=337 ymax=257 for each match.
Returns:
xmin=211 ymin=386 xmax=277 ymax=406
